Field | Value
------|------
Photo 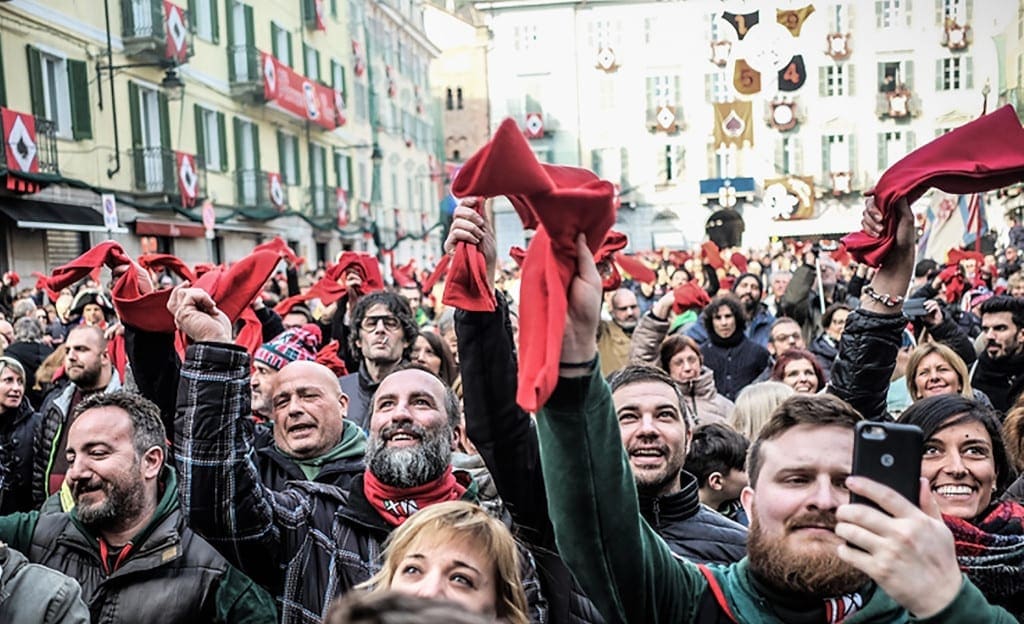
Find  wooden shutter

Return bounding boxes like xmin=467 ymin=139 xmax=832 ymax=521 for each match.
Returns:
xmin=217 ymin=112 xmax=228 ymax=171
xmin=194 ymin=105 xmax=206 ymax=169
xmin=67 ymin=59 xmax=92 ymax=139
xmin=26 ymin=46 xmax=45 ymax=118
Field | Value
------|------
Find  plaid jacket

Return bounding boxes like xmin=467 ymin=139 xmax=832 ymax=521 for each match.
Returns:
xmin=175 ymin=342 xmax=546 ymax=624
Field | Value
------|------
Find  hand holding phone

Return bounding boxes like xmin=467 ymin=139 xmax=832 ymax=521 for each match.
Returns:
xmin=850 ymin=421 xmax=923 ymax=512
xmin=901 ymin=297 xmax=929 ymax=318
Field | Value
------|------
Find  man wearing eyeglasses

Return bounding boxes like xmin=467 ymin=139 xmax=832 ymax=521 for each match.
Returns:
xmin=339 ymin=291 xmax=418 ymax=431
xmin=753 ymin=317 xmax=807 ymax=382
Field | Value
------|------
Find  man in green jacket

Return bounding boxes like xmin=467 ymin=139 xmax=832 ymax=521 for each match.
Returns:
xmin=0 ymin=390 xmax=276 ymax=623
xmin=537 ymin=197 xmax=1014 ymax=622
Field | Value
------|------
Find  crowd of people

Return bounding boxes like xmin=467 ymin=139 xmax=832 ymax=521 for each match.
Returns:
xmin=4 ymin=128 xmax=1024 ymax=622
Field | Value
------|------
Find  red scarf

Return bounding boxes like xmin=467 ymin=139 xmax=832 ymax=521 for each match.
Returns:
xmin=362 ymin=466 xmax=466 ymax=527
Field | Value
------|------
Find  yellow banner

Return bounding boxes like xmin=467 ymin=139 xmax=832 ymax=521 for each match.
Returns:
xmin=713 ymin=101 xmax=754 ymax=148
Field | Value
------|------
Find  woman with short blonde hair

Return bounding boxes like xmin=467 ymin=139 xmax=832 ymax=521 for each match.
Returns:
xmin=904 ymin=342 xmax=974 ymax=402
xmin=730 ymin=381 xmax=795 ymax=440
xmin=359 ymin=501 xmax=528 ymax=624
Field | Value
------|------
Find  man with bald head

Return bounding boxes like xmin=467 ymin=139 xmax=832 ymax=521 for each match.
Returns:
xmin=598 ymin=287 xmax=640 ymax=375
xmin=168 ymin=286 xmax=545 ymax=623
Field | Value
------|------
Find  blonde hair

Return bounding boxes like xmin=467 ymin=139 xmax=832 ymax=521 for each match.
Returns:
xmin=904 ymin=342 xmax=972 ymax=402
xmin=731 ymin=381 xmax=795 ymax=440
xmin=361 ymin=501 xmax=528 ymax=624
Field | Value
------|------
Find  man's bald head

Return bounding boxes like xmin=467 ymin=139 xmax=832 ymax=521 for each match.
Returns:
xmin=269 ymin=360 xmax=349 ymax=459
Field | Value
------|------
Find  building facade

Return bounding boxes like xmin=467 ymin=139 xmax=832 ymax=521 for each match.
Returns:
xmin=0 ymin=0 xmax=442 ymax=278
xmin=476 ymin=0 xmax=1016 ymax=253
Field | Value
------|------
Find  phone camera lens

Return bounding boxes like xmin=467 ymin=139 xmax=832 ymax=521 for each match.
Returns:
xmin=880 ymin=454 xmax=895 ymax=467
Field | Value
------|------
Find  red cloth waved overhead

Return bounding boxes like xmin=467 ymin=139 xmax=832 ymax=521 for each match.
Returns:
xmin=843 ymin=105 xmax=1024 ymax=266
xmin=254 ymin=236 xmax=304 ymax=268
xmin=421 ymin=254 xmax=451 ymax=295
xmin=451 ymin=117 xmax=616 ymax=412
xmin=439 ymin=199 xmax=496 ymax=312
xmin=138 ymin=253 xmax=197 ymax=283
xmin=273 ymin=251 xmax=383 ymax=316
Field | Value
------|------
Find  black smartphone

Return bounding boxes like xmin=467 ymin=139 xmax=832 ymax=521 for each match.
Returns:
xmin=850 ymin=421 xmax=923 ymax=512
xmin=902 ymin=297 xmax=929 ymax=318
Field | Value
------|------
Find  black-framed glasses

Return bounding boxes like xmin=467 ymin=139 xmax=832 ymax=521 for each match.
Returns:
xmin=360 ymin=315 xmax=401 ymax=332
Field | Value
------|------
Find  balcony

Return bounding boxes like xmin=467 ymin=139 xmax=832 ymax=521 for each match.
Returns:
xmin=304 ymin=186 xmax=341 ymax=221
xmin=121 ymin=0 xmax=194 ymax=65
xmin=235 ymin=169 xmax=272 ymax=209
xmin=35 ymin=117 xmax=59 ymax=174
xmin=131 ymin=147 xmax=206 ymax=198
xmin=228 ymin=45 xmax=261 ymax=99
xmin=876 ymin=88 xmax=920 ymax=120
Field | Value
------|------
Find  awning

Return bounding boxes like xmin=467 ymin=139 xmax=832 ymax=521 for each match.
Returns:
xmin=134 ymin=219 xmax=206 ymax=238
xmin=0 ymin=200 xmax=119 ymax=233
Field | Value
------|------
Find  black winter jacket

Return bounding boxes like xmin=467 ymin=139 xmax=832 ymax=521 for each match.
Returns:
xmin=637 ymin=471 xmax=747 ymax=565
xmin=828 ymin=309 xmax=905 ymax=421
xmin=700 ymin=334 xmax=769 ymax=402
xmin=252 ymin=424 xmax=365 ymax=493
xmin=0 ymin=399 xmax=40 ymax=514
xmin=175 ymin=343 xmax=547 ymax=624
xmin=457 ymin=293 xmax=605 ymax=624
xmin=3 ymin=340 xmax=53 ymax=408
xmin=338 ymin=364 xmax=379 ymax=432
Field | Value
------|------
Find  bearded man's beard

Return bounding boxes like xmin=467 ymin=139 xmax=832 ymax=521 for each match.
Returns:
xmin=746 ymin=506 xmax=869 ymax=596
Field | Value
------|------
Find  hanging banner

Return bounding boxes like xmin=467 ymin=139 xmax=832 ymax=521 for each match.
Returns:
xmin=765 ymin=175 xmax=815 ymax=220
xmin=336 ymin=188 xmax=348 ymax=227
xmin=164 ymin=1 xmax=189 ymax=63
xmin=313 ymin=0 xmax=327 ymax=31
xmin=352 ymin=40 xmax=365 ymax=77
xmin=175 ymin=151 xmax=198 ymax=207
xmin=260 ymin=52 xmax=342 ymax=130
xmin=713 ymin=101 xmax=754 ymax=148
xmin=524 ymin=112 xmax=544 ymax=139
xmin=268 ymin=172 xmax=286 ymax=210
xmin=1 ymin=108 xmax=38 ymax=175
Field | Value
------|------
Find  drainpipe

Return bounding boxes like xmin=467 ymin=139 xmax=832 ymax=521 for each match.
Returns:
xmin=104 ymin=0 xmax=122 ymax=178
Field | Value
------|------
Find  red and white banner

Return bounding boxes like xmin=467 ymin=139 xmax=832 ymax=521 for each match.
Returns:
xmin=164 ymin=1 xmax=189 ymax=63
xmin=313 ymin=0 xmax=326 ymax=31
xmin=2 ymin=108 xmax=38 ymax=175
xmin=175 ymin=151 xmax=198 ymax=207
xmin=352 ymin=40 xmax=365 ymax=77
xmin=336 ymin=188 xmax=348 ymax=227
xmin=268 ymin=172 xmax=286 ymax=210
xmin=524 ymin=113 xmax=544 ymax=139
xmin=260 ymin=52 xmax=343 ymax=130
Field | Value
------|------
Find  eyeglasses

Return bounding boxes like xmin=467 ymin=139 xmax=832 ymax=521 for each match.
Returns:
xmin=360 ymin=315 xmax=401 ymax=332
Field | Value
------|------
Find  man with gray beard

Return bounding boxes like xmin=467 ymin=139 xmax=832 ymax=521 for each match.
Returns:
xmin=168 ymin=285 xmax=547 ymax=624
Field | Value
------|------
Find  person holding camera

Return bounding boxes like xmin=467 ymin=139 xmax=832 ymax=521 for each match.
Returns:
xmin=778 ymin=244 xmax=859 ymax=346
xmin=532 ymin=197 xmax=1015 ymax=622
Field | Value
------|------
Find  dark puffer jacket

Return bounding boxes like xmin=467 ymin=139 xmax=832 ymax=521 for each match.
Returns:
xmin=828 ymin=308 xmax=906 ymax=421
xmin=31 ymin=373 xmax=123 ymax=506
xmin=457 ymin=293 xmax=605 ymax=624
xmin=0 ymin=399 xmax=41 ymax=515
xmin=252 ymin=423 xmax=366 ymax=494
xmin=174 ymin=343 xmax=547 ymax=624
xmin=0 ymin=468 xmax=276 ymax=623
xmin=700 ymin=333 xmax=769 ymax=402
xmin=338 ymin=363 xmax=380 ymax=432
xmin=637 ymin=471 xmax=747 ymax=565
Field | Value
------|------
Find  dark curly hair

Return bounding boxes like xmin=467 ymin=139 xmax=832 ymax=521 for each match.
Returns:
xmin=348 ymin=291 xmax=418 ymax=364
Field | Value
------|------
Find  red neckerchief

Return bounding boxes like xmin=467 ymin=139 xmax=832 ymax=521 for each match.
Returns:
xmin=362 ymin=466 xmax=465 ymax=526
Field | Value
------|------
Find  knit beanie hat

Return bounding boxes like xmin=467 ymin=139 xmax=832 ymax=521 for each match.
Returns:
xmin=254 ymin=324 xmax=322 ymax=372
xmin=731 ymin=272 xmax=763 ymax=296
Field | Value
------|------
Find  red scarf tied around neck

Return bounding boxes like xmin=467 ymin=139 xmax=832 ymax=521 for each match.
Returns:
xmin=363 ymin=466 xmax=466 ymax=527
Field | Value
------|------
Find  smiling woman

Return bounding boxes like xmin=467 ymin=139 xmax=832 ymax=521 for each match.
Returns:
xmin=899 ymin=395 xmax=1024 ymax=617
xmin=354 ymin=501 xmax=528 ymax=624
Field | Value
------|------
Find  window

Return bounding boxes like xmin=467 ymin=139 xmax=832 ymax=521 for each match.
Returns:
xmin=354 ymin=82 xmax=367 ymax=121
xmin=271 ymin=22 xmax=292 ymax=66
xmin=705 ymin=71 xmax=730 ymax=103
xmin=821 ymin=64 xmax=854 ymax=96
xmin=194 ymin=106 xmax=227 ymax=171
xmin=514 ymin=24 xmax=539 ymax=52
xmin=192 ymin=0 xmax=219 ymax=42
xmin=331 ymin=59 xmax=346 ymax=102
xmin=713 ymin=145 xmax=737 ymax=179
xmin=830 ymin=3 xmax=850 ymax=31
xmin=878 ymin=60 xmax=914 ymax=91
xmin=776 ymin=136 xmax=803 ymax=175
xmin=27 ymin=48 xmax=91 ymax=139
xmin=278 ymin=131 xmax=299 ymax=185
xmin=334 ymin=151 xmax=353 ymax=192
xmin=310 ymin=143 xmax=326 ymax=215
xmin=589 ymin=18 xmax=616 ymax=48
xmin=709 ymin=13 xmax=722 ymax=40
xmin=358 ymin=161 xmax=368 ymax=201
xmin=456 ymin=87 xmax=463 ymax=110
xmin=821 ymin=134 xmax=853 ymax=175
xmin=228 ymin=2 xmax=255 ymax=82
xmin=658 ymin=145 xmax=684 ymax=184
xmin=129 ymin=82 xmax=169 ymax=191
xmin=646 ymin=75 xmax=680 ymax=110
xmin=876 ymin=0 xmax=909 ymax=28
xmin=878 ymin=131 xmax=915 ymax=169
xmin=445 ymin=87 xmax=453 ymax=111
xmin=939 ymin=0 xmax=971 ymax=23
xmin=937 ymin=56 xmax=973 ymax=90
xmin=233 ymin=117 xmax=260 ymax=205
xmin=304 ymin=44 xmax=320 ymax=81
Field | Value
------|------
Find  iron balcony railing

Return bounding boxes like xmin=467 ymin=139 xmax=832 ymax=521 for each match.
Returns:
xmin=35 ymin=117 xmax=59 ymax=174
xmin=121 ymin=0 xmax=194 ymax=63
xmin=131 ymin=146 xmax=206 ymax=197
xmin=234 ymin=169 xmax=271 ymax=209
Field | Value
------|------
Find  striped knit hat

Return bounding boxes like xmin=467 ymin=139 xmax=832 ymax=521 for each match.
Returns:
xmin=254 ymin=324 xmax=322 ymax=371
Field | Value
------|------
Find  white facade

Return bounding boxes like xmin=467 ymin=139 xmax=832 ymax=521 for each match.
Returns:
xmin=476 ymin=0 xmax=1017 ymax=251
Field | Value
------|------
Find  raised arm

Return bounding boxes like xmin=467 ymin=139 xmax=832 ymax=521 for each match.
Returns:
xmin=629 ymin=292 xmax=674 ymax=365
xmin=537 ymin=234 xmax=706 ymax=624
xmin=829 ymin=197 xmax=914 ymax=420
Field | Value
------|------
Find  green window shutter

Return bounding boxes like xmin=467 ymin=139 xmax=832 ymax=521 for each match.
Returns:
xmin=965 ymin=57 xmax=973 ymax=89
xmin=0 ymin=35 xmax=6 ymax=107
xmin=26 ymin=46 xmax=45 ymax=118
xmin=271 ymin=23 xmax=280 ymax=59
xmin=158 ymin=91 xmax=171 ymax=148
xmin=905 ymin=0 xmax=912 ymax=26
xmin=277 ymin=130 xmax=285 ymax=180
xmin=904 ymin=60 xmax=914 ymax=89
xmin=130 ymin=82 xmax=143 ymax=188
xmin=936 ymin=59 xmax=944 ymax=90
xmin=775 ymin=138 xmax=785 ymax=173
xmin=875 ymin=1 xmax=883 ymax=28
xmin=821 ymin=135 xmax=830 ymax=176
xmin=819 ymin=66 xmax=828 ymax=97
xmin=233 ymin=116 xmax=243 ymax=171
xmin=876 ymin=61 xmax=884 ymax=91
xmin=194 ymin=104 xmax=206 ymax=169
xmin=292 ymin=136 xmax=300 ymax=185
xmin=226 ymin=0 xmax=236 ymax=82
xmin=188 ymin=0 xmax=197 ymax=30
xmin=285 ymin=31 xmax=293 ymax=67
xmin=303 ymin=44 xmax=309 ymax=76
xmin=966 ymin=0 xmax=973 ymax=20
xmin=250 ymin=122 xmax=260 ymax=170
xmin=907 ymin=131 xmax=916 ymax=152
xmin=847 ymin=64 xmax=856 ymax=96
xmin=848 ymin=135 xmax=857 ymax=174
xmin=877 ymin=133 xmax=887 ymax=170
xmin=67 ymin=59 xmax=92 ymax=140
xmin=211 ymin=0 xmax=220 ymax=43
xmin=217 ymin=112 xmax=228 ymax=171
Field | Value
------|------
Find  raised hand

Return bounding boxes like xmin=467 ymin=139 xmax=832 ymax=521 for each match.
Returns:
xmin=559 ymin=234 xmax=602 ymax=375
xmin=443 ymin=196 xmax=497 ymax=291
xmin=167 ymin=284 xmax=232 ymax=344
xmin=835 ymin=476 xmax=963 ymax=618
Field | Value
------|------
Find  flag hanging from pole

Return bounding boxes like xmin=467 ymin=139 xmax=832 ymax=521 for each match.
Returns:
xmin=713 ymin=101 xmax=754 ymax=148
